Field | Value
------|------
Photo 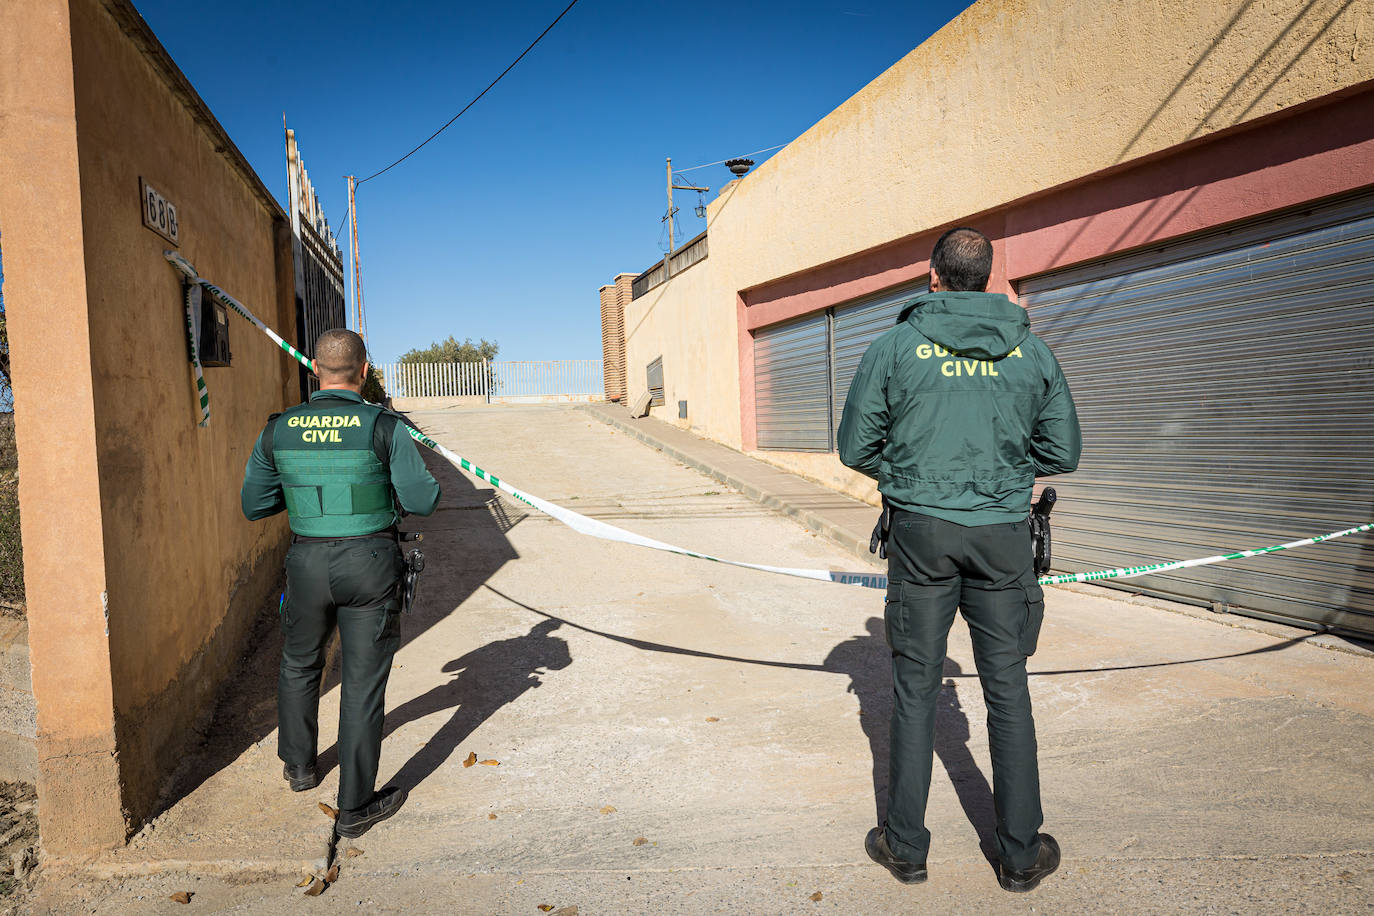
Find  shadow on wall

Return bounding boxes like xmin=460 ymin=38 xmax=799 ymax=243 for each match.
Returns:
xmin=1118 ymin=0 xmax=1357 ymax=165
xmin=1022 ymin=0 xmax=1362 ymax=283
xmin=154 ymin=421 xmax=522 ymax=816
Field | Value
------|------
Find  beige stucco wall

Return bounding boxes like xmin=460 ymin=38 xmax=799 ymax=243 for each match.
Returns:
xmin=1 ymin=0 xmax=297 ymax=853
xmin=721 ymin=0 xmax=1374 ymax=293
xmin=623 ymin=0 xmax=1374 ymax=475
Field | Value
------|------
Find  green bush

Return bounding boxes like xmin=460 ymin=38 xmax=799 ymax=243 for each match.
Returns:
xmin=0 ymin=416 xmax=21 ymax=608
xmin=362 ymin=364 xmax=386 ymax=404
xmin=399 ymin=336 xmax=498 ymax=365
xmin=0 ymin=415 xmax=12 ymax=472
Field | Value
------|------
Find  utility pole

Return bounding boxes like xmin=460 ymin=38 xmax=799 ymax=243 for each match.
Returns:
xmin=666 ymin=158 xmax=674 ymax=254
xmin=663 ymin=157 xmax=709 ymax=281
xmin=346 ymin=175 xmax=365 ymax=341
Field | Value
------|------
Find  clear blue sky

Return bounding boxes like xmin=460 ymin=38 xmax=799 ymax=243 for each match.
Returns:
xmin=133 ymin=0 xmax=970 ymax=364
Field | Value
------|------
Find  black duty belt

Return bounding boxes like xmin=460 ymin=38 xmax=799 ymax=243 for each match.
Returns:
xmin=291 ymin=526 xmax=399 ymax=544
xmin=868 ymin=490 xmax=1059 ymax=577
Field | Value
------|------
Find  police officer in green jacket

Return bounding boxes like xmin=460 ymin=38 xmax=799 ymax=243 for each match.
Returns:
xmin=838 ymin=228 xmax=1081 ymax=893
xmin=242 ymin=328 xmax=440 ymax=839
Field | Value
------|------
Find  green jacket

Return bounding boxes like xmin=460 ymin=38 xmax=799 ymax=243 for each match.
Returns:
xmin=837 ymin=291 xmax=1081 ymax=526
xmin=241 ymin=389 xmax=441 ymax=535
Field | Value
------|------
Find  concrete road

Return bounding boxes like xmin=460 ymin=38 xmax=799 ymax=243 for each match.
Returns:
xmin=33 ymin=405 xmax=1374 ymax=914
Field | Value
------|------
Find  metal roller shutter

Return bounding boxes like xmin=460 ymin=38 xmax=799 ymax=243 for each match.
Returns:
xmin=831 ymin=283 xmax=924 ymax=447
xmin=1019 ymin=191 xmax=1374 ymax=636
xmin=754 ymin=313 xmax=832 ymax=451
xmin=646 ymin=356 xmax=665 ymax=407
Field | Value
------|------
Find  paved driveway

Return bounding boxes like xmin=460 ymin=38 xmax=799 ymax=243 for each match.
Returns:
xmin=37 ymin=405 xmax=1374 ymax=914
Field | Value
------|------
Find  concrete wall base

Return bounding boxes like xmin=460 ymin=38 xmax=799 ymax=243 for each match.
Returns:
xmin=391 ymin=396 xmax=490 ymax=412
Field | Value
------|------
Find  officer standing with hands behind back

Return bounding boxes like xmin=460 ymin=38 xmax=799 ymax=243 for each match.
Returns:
xmin=838 ymin=228 xmax=1081 ymax=892
xmin=241 ymin=328 xmax=440 ymax=839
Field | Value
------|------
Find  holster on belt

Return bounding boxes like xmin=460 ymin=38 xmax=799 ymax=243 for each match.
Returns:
xmin=1030 ymin=487 xmax=1057 ymax=578
xmin=869 ymin=496 xmax=893 ymax=560
xmin=400 ymin=532 xmax=425 ymax=613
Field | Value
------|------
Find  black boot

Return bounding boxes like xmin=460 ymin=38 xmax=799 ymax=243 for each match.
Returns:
xmin=336 ymin=786 xmax=408 ymax=839
xmin=998 ymin=833 xmax=1060 ymax=892
xmin=865 ymin=826 xmax=928 ymax=884
xmin=283 ymin=761 xmax=318 ymax=792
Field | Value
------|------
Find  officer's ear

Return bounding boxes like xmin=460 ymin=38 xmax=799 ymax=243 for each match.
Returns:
xmin=929 ymin=268 xmax=942 ymax=293
xmin=360 ymin=361 xmax=370 ymax=384
xmin=310 ymin=358 xmax=319 ymax=378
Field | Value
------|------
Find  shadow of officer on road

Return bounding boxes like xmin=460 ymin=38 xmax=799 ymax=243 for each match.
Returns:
xmin=824 ymin=617 xmax=998 ymax=867
xmin=380 ymin=618 xmax=572 ymax=795
xmin=934 ymin=658 xmax=999 ymax=867
xmin=823 ymin=617 xmax=892 ymax=822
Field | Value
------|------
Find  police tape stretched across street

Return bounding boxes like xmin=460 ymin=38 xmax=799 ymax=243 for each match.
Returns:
xmin=169 ymin=247 xmax=1370 ymax=877
xmin=164 ymin=249 xmax=1371 ymax=596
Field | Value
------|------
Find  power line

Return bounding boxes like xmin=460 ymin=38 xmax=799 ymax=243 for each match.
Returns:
xmin=331 ymin=203 xmax=350 ymax=248
xmin=672 ymin=143 xmax=790 ymax=174
xmin=356 ymin=0 xmax=582 ymax=186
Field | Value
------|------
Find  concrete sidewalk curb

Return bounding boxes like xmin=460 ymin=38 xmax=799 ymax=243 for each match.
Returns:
xmin=577 ymin=404 xmax=881 ymax=570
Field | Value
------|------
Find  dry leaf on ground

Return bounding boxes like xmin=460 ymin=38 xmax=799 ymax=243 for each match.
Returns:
xmin=463 ymin=752 xmax=477 ymax=768
xmin=632 ymin=837 xmax=648 ymax=846
xmin=325 ymin=863 xmax=340 ymax=883
xmin=599 ymin=805 xmax=616 ymax=815
xmin=537 ymin=906 xmax=555 ymax=913
xmin=294 ymin=875 xmax=314 ymax=888
xmin=479 ymin=759 xmax=500 ymax=766
xmin=345 ymin=847 xmax=364 ymax=858
xmin=169 ymin=891 xmax=192 ymax=904
xmin=304 ymin=879 xmax=327 ymax=897
xmin=318 ymin=802 xmax=339 ymax=820
xmin=488 ymin=813 xmax=498 ymax=820
xmin=810 ymin=891 xmax=823 ymax=902
xmin=705 ymin=717 xmax=720 ymax=722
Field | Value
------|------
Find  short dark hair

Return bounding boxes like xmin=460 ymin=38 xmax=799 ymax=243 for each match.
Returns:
xmin=314 ymin=328 xmax=367 ymax=380
xmin=930 ymin=227 xmax=993 ymax=292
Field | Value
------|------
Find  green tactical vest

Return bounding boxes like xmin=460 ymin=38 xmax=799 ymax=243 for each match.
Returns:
xmin=269 ymin=399 xmax=397 ymax=537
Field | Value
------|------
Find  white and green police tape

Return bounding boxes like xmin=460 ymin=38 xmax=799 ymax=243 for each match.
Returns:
xmin=182 ymin=281 xmax=210 ymax=426
xmin=1034 ymin=522 xmax=1374 ymax=586
xmin=164 ymin=251 xmax=1374 ymax=592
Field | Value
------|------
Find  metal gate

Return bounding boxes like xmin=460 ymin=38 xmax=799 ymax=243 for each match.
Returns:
xmin=286 ymin=128 xmax=347 ymax=399
xmin=1020 ymin=190 xmax=1374 ymax=636
xmin=377 ymin=360 xmax=604 ymax=403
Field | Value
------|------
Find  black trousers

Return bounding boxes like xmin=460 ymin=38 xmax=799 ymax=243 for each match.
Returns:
xmin=279 ymin=535 xmax=403 ymax=810
xmin=883 ymin=510 xmax=1046 ymax=870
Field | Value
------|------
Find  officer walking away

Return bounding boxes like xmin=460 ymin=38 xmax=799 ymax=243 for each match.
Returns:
xmin=837 ymin=228 xmax=1081 ymax=892
xmin=241 ymin=329 xmax=440 ymax=838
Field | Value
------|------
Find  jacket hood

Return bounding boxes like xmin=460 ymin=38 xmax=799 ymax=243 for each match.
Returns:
xmin=900 ymin=291 xmax=1029 ymax=360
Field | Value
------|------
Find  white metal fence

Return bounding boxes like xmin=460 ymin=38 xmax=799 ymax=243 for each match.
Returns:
xmin=379 ymin=360 xmax=604 ymax=403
